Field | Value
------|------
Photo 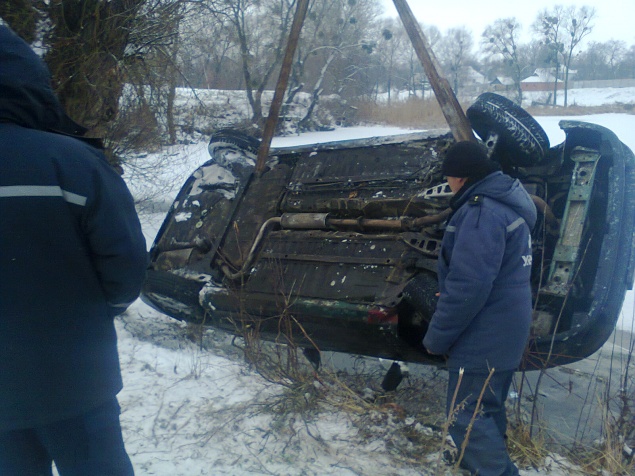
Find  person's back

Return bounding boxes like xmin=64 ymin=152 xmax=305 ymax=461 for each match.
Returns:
xmin=0 ymin=25 xmax=147 ymax=475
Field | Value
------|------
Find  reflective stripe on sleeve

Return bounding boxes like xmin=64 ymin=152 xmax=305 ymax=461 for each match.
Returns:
xmin=0 ymin=185 xmax=87 ymax=206
xmin=506 ymin=217 xmax=525 ymax=233
xmin=108 ymin=300 xmax=135 ymax=309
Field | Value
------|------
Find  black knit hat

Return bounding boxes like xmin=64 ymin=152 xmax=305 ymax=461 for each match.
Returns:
xmin=442 ymin=141 xmax=494 ymax=178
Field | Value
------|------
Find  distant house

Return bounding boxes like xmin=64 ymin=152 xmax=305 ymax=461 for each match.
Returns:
xmin=521 ymin=69 xmax=564 ymax=92
xmin=460 ymin=67 xmax=488 ymax=96
xmin=520 ymin=67 xmax=578 ymax=92
xmin=465 ymin=67 xmax=488 ymax=85
xmin=535 ymin=67 xmax=578 ymax=79
xmin=490 ymin=76 xmax=515 ymax=92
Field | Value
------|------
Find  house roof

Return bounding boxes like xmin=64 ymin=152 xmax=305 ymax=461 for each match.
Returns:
xmin=465 ymin=66 xmax=487 ymax=84
xmin=491 ymin=76 xmax=514 ymax=86
xmin=522 ymin=70 xmax=563 ymax=83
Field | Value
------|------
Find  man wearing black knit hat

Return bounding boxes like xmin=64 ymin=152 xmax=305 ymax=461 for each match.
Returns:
xmin=424 ymin=141 xmax=537 ymax=475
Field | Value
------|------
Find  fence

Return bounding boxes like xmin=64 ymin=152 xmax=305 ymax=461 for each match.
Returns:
xmin=571 ymin=79 xmax=635 ymax=89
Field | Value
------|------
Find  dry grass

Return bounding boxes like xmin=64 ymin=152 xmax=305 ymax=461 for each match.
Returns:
xmin=573 ymin=404 xmax=635 ymax=475
xmin=353 ymin=96 xmax=455 ymax=129
xmin=220 ymin=314 xmax=635 ymax=474
xmin=229 ymin=314 xmax=453 ymax=468
xmin=353 ymin=96 xmax=635 ymax=130
xmin=579 ymin=444 xmax=635 ymax=475
xmin=507 ymin=417 xmax=549 ymax=469
xmin=525 ymin=102 xmax=635 ymax=117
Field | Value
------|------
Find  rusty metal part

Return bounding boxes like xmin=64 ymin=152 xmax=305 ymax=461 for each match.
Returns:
xmin=530 ymin=194 xmax=559 ymax=229
xmin=281 ymin=213 xmax=329 ymax=229
xmin=221 ymin=207 xmax=452 ymax=281
xmin=327 ymin=217 xmax=406 ymax=231
xmin=279 ymin=210 xmax=451 ymax=232
xmin=410 ymin=208 xmax=452 ymax=228
xmin=221 ymin=217 xmax=281 ymax=280
xmin=157 ymin=236 xmax=212 ymax=253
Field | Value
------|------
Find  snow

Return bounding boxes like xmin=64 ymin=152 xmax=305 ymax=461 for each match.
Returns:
xmin=272 ymin=126 xmax=424 ymax=147
xmin=117 ymin=306 xmax=462 ymax=475
xmin=114 ymin=87 xmax=635 ymax=475
xmin=524 ymin=87 xmax=635 ymax=107
xmin=377 ymin=86 xmax=635 ymax=108
xmin=116 ymin=305 xmax=590 ymax=475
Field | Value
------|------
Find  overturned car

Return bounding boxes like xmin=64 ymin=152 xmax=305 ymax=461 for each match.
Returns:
xmin=141 ymin=92 xmax=635 ymax=371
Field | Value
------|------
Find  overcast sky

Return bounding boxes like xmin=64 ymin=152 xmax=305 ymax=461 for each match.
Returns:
xmin=380 ymin=0 xmax=635 ymax=46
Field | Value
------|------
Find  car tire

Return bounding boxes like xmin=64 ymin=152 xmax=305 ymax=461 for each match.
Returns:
xmin=467 ymin=92 xmax=549 ymax=166
xmin=143 ymin=270 xmax=206 ymax=322
xmin=208 ymin=128 xmax=260 ymax=157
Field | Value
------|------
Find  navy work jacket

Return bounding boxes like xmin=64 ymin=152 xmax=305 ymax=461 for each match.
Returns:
xmin=0 ymin=26 xmax=148 ymax=431
xmin=423 ymin=172 xmax=537 ymax=371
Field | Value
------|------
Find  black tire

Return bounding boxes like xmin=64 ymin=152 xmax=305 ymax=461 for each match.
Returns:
xmin=467 ymin=93 xmax=549 ymax=166
xmin=208 ymin=128 xmax=260 ymax=157
xmin=142 ymin=270 xmax=207 ymax=322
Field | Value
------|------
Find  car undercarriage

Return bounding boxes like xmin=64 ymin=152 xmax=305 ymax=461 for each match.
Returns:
xmin=142 ymin=97 xmax=635 ymax=371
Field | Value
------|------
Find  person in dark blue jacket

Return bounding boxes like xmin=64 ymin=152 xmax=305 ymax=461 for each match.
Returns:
xmin=423 ymin=141 xmax=537 ymax=475
xmin=0 ymin=26 xmax=147 ymax=475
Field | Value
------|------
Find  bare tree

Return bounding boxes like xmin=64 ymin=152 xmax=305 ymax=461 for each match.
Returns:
xmin=561 ymin=6 xmax=595 ymax=106
xmin=618 ymin=44 xmax=635 ymax=79
xmin=179 ymin=13 xmax=239 ymax=89
xmin=534 ymin=5 xmax=595 ymax=107
xmin=382 ymin=19 xmax=441 ymax=96
xmin=371 ymin=18 xmax=404 ymax=103
xmin=533 ymin=6 xmax=566 ymax=106
xmin=287 ymin=0 xmax=381 ymax=130
xmin=437 ymin=26 xmax=474 ymax=97
xmin=481 ymin=18 xmax=524 ymax=104
xmin=199 ymin=0 xmax=297 ymax=129
xmin=575 ymin=40 xmax=627 ymax=80
xmin=605 ymin=40 xmax=629 ymax=79
xmin=2 ymin=0 xmax=187 ymax=157
xmin=414 ymin=24 xmax=442 ymax=97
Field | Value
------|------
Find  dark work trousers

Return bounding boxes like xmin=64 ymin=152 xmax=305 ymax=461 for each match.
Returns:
xmin=0 ymin=397 xmax=134 ymax=476
xmin=446 ymin=369 xmax=519 ymax=476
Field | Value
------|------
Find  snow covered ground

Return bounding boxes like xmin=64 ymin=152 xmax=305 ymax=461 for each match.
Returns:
xmin=376 ymin=86 xmax=635 ymax=109
xmin=114 ymin=89 xmax=635 ymax=475
xmin=524 ymin=87 xmax=635 ymax=108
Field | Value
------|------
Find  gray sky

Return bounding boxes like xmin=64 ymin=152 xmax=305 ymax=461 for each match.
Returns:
xmin=380 ymin=0 xmax=635 ymax=45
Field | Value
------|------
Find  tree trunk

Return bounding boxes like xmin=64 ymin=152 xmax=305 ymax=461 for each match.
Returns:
xmin=46 ymin=0 xmax=145 ymax=138
xmin=516 ymin=84 xmax=523 ymax=106
xmin=0 ymin=0 xmax=38 ymax=42
xmin=298 ymin=52 xmax=335 ymax=131
xmin=552 ymin=59 xmax=560 ymax=106
xmin=564 ymin=50 xmax=574 ymax=108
